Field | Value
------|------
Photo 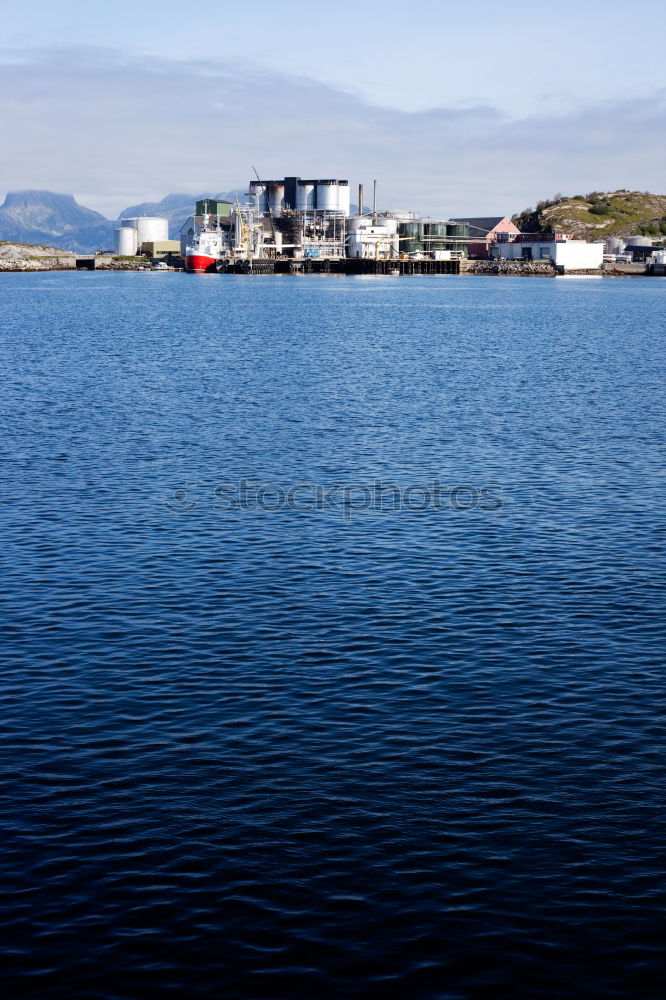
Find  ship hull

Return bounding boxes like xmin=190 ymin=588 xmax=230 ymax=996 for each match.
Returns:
xmin=185 ymin=253 xmax=218 ymax=273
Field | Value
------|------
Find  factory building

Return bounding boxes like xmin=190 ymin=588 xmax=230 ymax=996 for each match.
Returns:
xmin=492 ymin=233 xmax=603 ymax=271
xmin=195 ymin=199 xmax=233 ymax=218
xmin=141 ymin=241 xmax=181 ymax=260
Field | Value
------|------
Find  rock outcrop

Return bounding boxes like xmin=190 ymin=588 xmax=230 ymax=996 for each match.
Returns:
xmin=0 ymin=242 xmax=76 ymax=271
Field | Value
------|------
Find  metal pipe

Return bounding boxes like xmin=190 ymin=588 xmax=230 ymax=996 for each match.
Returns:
xmin=359 ymin=183 xmax=364 ymax=216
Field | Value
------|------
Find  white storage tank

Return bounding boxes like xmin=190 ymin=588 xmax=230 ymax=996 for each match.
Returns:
xmin=625 ymin=236 xmax=653 ymax=247
xmin=346 ymin=217 xmax=398 ymax=259
xmin=114 ymin=227 xmax=138 ymax=256
xmin=372 ymin=218 xmax=398 ymax=231
xmin=135 ymin=217 xmax=169 ymax=247
xmin=268 ymin=183 xmax=285 ymax=215
xmin=375 ymin=217 xmax=398 ymax=255
xmin=604 ymin=236 xmax=624 ymax=254
xmin=296 ymin=181 xmax=316 ymax=210
xmin=316 ymin=181 xmax=340 ymax=212
xmin=249 ymin=182 xmax=269 ymax=213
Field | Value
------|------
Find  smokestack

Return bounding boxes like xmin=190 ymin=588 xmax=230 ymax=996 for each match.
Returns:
xmin=373 ymin=179 xmax=377 ymax=216
xmin=358 ymin=183 xmax=364 ymax=217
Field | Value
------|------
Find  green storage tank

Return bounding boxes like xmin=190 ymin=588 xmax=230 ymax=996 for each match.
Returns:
xmin=445 ymin=223 xmax=469 ymax=257
xmin=399 ymin=221 xmax=424 ymax=254
xmin=425 ymin=222 xmax=448 ymax=250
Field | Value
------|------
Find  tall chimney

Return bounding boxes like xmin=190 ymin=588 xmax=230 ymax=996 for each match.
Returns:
xmin=358 ymin=183 xmax=364 ymax=217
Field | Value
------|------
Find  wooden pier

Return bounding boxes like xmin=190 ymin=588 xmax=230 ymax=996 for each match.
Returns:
xmin=217 ymin=257 xmax=461 ymax=276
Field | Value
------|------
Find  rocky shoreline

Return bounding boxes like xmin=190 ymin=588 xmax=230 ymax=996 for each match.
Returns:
xmin=0 ymin=242 xmax=653 ymax=277
xmin=461 ymin=259 xmax=556 ymax=276
xmin=0 ymin=242 xmax=76 ymax=271
xmin=0 ymin=243 xmax=152 ymax=272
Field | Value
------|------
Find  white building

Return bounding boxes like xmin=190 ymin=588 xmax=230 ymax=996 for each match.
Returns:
xmin=493 ymin=233 xmax=603 ymax=271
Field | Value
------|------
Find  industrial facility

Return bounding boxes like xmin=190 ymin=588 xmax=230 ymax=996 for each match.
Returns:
xmin=108 ymin=172 xmax=625 ymax=276
xmin=176 ymin=175 xmax=476 ymax=270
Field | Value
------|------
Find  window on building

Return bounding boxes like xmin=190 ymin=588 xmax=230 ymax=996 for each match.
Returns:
xmin=540 ymin=247 xmax=551 ymax=259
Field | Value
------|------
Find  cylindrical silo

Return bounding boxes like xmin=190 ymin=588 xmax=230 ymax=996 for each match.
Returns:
xmin=346 ymin=217 xmax=366 ymax=258
xmin=372 ymin=218 xmax=398 ymax=234
xmin=249 ymin=182 xmax=269 ymax=213
xmin=374 ymin=217 xmax=398 ymax=255
xmin=135 ymin=217 xmax=168 ymax=247
xmin=625 ymin=236 xmax=653 ymax=247
xmin=605 ymin=236 xmax=624 ymax=255
xmin=267 ymin=183 xmax=285 ymax=215
xmin=296 ymin=181 xmax=316 ymax=210
xmin=398 ymin=221 xmax=423 ymax=254
xmin=316 ymin=181 xmax=339 ymax=212
xmin=115 ymin=227 xmax=138 ymax=255
xmin=425 ymin=222 xmax=448 ymax=250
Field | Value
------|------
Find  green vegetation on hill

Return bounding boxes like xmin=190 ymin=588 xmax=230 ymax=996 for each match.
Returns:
xmin=512 ymin=190 xmax=666 ymax=240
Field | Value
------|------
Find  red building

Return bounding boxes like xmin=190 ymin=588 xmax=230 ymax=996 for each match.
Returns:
xmin=450 ymin=216 xmax=521 ymax=259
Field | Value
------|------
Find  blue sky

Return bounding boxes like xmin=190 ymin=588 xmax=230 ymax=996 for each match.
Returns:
xmin=2 ymin=0 xmax=665 ymax=216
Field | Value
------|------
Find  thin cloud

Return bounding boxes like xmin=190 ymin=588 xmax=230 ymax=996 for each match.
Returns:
xmin=1 ymin=47 xmax=664 ymax=218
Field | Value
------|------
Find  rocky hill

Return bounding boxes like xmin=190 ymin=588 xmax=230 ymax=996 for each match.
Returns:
xmin=513 ymin=190 xmax=666 ymax=240
xmin=0 ymin=191 xmax=116 ymax=253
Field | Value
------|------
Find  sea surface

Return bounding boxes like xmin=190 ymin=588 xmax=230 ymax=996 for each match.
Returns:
xmin=1 ymin=271 xmax=665 ymax=999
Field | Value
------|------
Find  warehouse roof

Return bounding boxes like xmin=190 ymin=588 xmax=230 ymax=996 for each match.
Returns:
xmin=450 ymin=217 xmax=513 ymax=235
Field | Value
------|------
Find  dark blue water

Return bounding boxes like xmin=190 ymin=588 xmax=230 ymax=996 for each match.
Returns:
xmin=1 ymin=271 xmax=665 ymax=999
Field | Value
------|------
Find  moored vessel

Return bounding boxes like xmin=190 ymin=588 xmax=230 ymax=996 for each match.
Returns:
xmin=184 ymin=219 xmax=230 ymax=273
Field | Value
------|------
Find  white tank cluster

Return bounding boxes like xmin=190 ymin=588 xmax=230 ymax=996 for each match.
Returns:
xmin=114 ymin=216 xmax=169 ymax=255
xmin=249 ymin=177 xmax=350 ymax=216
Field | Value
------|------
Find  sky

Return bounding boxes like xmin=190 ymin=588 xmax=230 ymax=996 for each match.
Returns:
xmin=2 ymin=0 xmax=665 ymax=217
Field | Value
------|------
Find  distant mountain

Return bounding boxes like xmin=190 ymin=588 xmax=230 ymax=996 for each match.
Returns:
xmin=0 ymin=191 xmax=116 ymax=253
xmin=513 ymin=190 xmax=666 ymax=240
xmin=0 ymin=189 xmax=249 ymax=252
